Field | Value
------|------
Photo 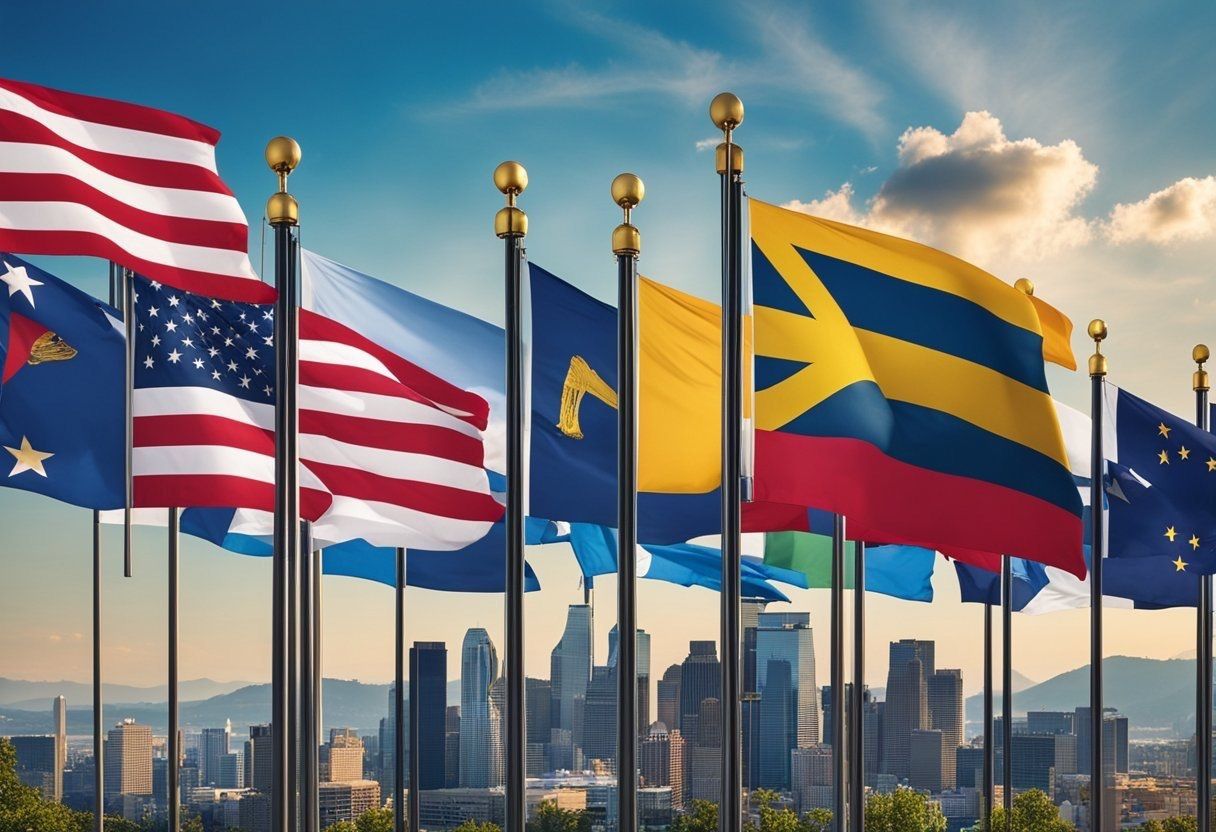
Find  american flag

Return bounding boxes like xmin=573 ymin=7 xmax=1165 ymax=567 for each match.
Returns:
xmin=131 ymin=277 xmax=505 ymax=551
xmin=0 ymin=77 xmax=272 ymax=303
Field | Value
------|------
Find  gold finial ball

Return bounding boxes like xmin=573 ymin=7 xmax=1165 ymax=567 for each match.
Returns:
xmin=611 ymin=173 xmax=645 ymax=209
xmin=1088 ymin=319 xmax=1107 ymax=342
xmin=710 ymin=92 xmax=745 ymax=131
xmin=1014 ymin=278 xmax=1035 ymax=296
xmin=265 ymin=136 xmax=301 ymax=174
xmin=493 ymin=161 xmax=528 ymax=196
xmin=1195 ymin=344 xmax=1210 ymax=364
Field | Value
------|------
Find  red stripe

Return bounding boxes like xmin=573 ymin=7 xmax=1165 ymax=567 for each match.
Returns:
xmin=0 ymin=228 xmax=276 ymax=303
xmin=134 ymin=413 xmax=273 ymax=453
xmin=0 ymin=110 xmax=234 ymax=193
xmin=301 ymin=361 xmax=437 ymax=411
xmin=299 ymin=410 xmax=485 ymax=468
xmin=301 ymin=309 xmax=490 ymax=429
xmin=753 ymin=430 xmax=1086 ymax=577
xmin=0 ymin=173 xmax=249 ymax=249
xmin=133 ymin=474 xmax=331 ymax=521
xmin=306 ymin=460 xmax=504 ymax=523
xmin=0 ymin=77 xmax=221 ymax=145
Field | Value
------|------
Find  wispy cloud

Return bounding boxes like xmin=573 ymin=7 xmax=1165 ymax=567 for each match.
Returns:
xmin=695 ymin=137 xmax=720 ymax=152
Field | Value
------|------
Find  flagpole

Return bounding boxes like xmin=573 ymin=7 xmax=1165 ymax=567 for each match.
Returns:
xmin=983 ymin=600 xmax=993 ymax=832
xmin=122 ymin=266 xmax=134 ymax=578
xmin=267 ymin=136 xmax=302 ymax=832
xmin=711 ymin=90 xmax=745 ymax=832
xmin=300 ymin=522 xmax=318 ymax=832
xmin=168 ymin=507 xmax=180 ymax=832
xmin=831 ymin=515 xmax=846 ymax=831
xmin=1002 ymin=556 xmax=1012 ymax=820
xmin=313 ymin=545 xmax=323 ymax=823
xmin=1194 ymin=343 xmax=1211 ymax=832
xmin=850 ymin=541 xmax=865 ymax=832
xmin=494 ymin=160 xmax=528 ymax=832
xmin=612 ymin=172 xmax=644 ymax=831
xmin=92 ymin=507 xmax=104 ymax=832
xmin=394 ymin=546 xmax=405 ymax=832
xmin=408 ymin=637 xmax=421 ymax=832
xmin=1088 ymin=319 xmax=1108 ymax=832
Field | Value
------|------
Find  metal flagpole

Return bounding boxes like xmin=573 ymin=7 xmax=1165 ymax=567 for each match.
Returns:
xmin=394 ymin=547 xmax=406 ymax=832
xmin=313 ymin=544 xmax=323 ymax=832
xmin=831 ymin=516 xmax=846 ymax=831
xmin=1002 ymin=556 xmax=1013 ymax=821
xmin=983 ymin=601 xmax=994 ymax=832
xmin=1088 ymin=319 xmax=1108 ymax=832
xmin=612 ymin=172 xmax=644 ymax=832
xmin=1195 ymin=344 xmax=1212 ymax=832
xmin=267 ymin=136 xmax=302 ymax=832
xmin=168 ymin=508 xmax=180 ymax=832
xmin=850 ymin=541 xmax=865 ymax=832
xmin=409 ymin=639 xmax=421 ymax=832
xmin=494 ymin=160 xmax=528 ymax=832
xmin=711 ymin=90 xmax=745 ymax=832
xmin=121 ymin=266 xmax=133 ymax=578
xmin=300 ymin=522 xmax=318 ymax=832
xmin=92 ymin=507 xmax=104 ymax=832
xmin=288 ymin=519 xmax=299 ymax=832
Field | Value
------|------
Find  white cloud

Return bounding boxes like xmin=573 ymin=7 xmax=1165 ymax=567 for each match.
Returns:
xmin=1106 ymin=176 xmax=1216 ymax=245
xmin=782 ymin=111 xmax=1099 ymax=265
xmin=695 ymin=137 xmax=720 ymax=152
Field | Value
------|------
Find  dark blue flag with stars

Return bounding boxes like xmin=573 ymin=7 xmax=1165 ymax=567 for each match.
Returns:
xmin=0 ymin=254 xmax=124 ymax=510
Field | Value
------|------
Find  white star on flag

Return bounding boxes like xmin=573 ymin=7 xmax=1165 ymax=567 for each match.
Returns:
xmin=1 ymin=261 xmax=44 ymax=307
xmin=144 ymin=356 xmax=154 ymax=368
xmin=5 ymin=436 xmax=53 ymax=477
xmin=168 ymin=349 xmax=182 ymax=363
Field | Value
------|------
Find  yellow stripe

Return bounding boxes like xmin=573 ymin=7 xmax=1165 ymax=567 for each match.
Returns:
xmin=1029 ymin=294 xmax=1077 ymax=371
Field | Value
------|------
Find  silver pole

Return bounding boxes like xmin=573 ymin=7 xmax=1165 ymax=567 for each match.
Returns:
xmin=168 ymin=508 xmax=180 ymax=832
xmin=1194 ymin=344 xmax=1211 ymax=832
xmin=1088 ymin=320 xmax=1108 ymax=832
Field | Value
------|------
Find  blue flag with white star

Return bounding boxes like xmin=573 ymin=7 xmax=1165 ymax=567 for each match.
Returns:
xmin=0 ymin=254 xmax=124 ymax=509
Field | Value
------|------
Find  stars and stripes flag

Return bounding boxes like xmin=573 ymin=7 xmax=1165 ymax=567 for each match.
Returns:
xmin=131 ymin=276 xmax=505 ymax=551
xmin=0 ymin=77 xmax=273 ymax=303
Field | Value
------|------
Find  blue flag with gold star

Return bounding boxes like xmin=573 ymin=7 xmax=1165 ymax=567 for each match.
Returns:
xmin=0 ymin=255 xmax=124 ymax=509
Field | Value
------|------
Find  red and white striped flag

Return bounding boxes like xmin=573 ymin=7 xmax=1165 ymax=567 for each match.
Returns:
xmin=0 ymin=77 xmax=273 ymax=303
xmin=131 ymin=277 xmax=504 ymax=551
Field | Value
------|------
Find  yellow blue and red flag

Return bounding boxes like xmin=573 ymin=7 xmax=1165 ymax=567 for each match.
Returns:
xmin=748 ymin=199 xmax=1085 ymax=576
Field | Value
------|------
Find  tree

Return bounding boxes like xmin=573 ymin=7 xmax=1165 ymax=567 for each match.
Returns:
xmin=744 ymin=789 xmax=832 ymax=832
xmin=0 ymin=737 xmax=91 ymax=832
xmin=671 ymin=800 xmax=719 ymax=832
xmin=451 ymin=819 xmax=503 ymax=832
xmin=527 ymin=801 xmax=591 ymax=832
xmin=988 ymin=789 xmax=1073 ymax=832
xmin=1133 ymin=819 xmax=1198 ymax=832
xmin=864 ymin=787 xmax=947 ymax=832
xmin=327 ymin=806 xmax=395 ymax=832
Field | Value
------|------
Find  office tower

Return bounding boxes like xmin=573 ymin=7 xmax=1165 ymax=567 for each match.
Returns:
xmin=742 ymin=598 xmax=765 ymax=792
xmin=550 ymin=604 xmax=592 ymax=749
xmin=1007 ymin=734 xmax=1056 ymax=793
xmin=928 ymin=669 xmax=964 ymax=788
xmin=526 ymin=678 xmax=552 ymax=777
xmin=460 ymin=628 xmax=499 ymax=787
xmin=640 ymin=723 xmax=685 ymax=808
xmin=238 ymin=791 xmax=272 ymax=832
xmin=488 ymin=676 xmax=506 ymax=787
xmin=638 ymin=787 xmax=674 ymax=828
xmin=52 ymin=695 xmax=66 ymax=801
xmin=791 ymin=746 xmax=834 ymax=813
xmin=12 ymin=735 xmax=60 ymax=801
xmin=1028 ymin=711 xmax=1074 ymax=736
xmin=657 ymin=664 xmax=682 ymax=732
xmin=956 ymin=744 xmax=984 ymax=789
xmin=582 ymin=665 xmax=617 ymax=770
xmin=104 ymin=719 xmax=153 ymax=801
xmin=245 ymin=725 xmax=272 ymax=793
xmin=882 ymin=640 xmax=934 ymax=780
xmin=609 ymin=624 xmax=653 ymax=737
xmin=444 ymin=706 xmax=460 ymax=788
xmin=1075 ymin=707 xmax=1128 ymax=777
xmin=909 ymin=729 xmax=945 ymax=792
xmin=378 ymin=684 xmax=409 ymax=800
xmin=679 ymin=641 xmax=720 ymax=741
xmin=318 ymin=780 xmax=381 ymax=827
xmin=687 ymin=697 xmax=721 ymax=802
xmin=754 ymin=612 xmax=818 ymax=789
xmin=863 ymin=689 xmax=884 ymax=776
xmin=199 ymin=721 xmax=231 ymax=786
xmin=218 ymin=751 xmax=244 ymax=789
xmin=1054 ymin=733 xmax=1078 ymax=777
xmin=324 ymin=735 xmax=364 ymax=784
xmin=409 ymin=641 xmax=447 ymax=790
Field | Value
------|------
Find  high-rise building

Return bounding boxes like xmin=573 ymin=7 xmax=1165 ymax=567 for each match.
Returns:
xmin=444 ymin=706 xmax=460 ymax=788
xmin=245 ymin=725 xmax=272 ymax=793
xmin=12 ymin=735 xmax=60 ymax=801
xmin=550 ymin=605 xmax=592 ymax=750
xmin=862 ymin=689 xmax=884 ymax=777
xmin=956 ymin=744 xmax=984 ymax=789
xmin=656 ymin=664 xmax=682 ymax=733
xmin=791 ymin=746 xmax=834 ymax=813
xmin=460 ymin=627 xmax=500 ymax=787
xmin=1074 ymin=707 xmax=1129 ymax=776
xmin=928 ymin=668 xmax=964 ymax=788
xmin=324 ymin=735 xmax=364 ymax=784
xmin=882 ymin=640 xmax=934 ymax=780
xmin=909 ymin=729 xmax=944 ymax=793
xmin=608 ymin=625 xmax=652 ymax=736
xmin=582 ymin=665 xmax=617 ymax=770
xmin=754 ymin=612 xmax=818 ymax=789
xmin=1027 ymin=711 xmax=1074 ymax=736
xmin=199 ymin=721 xmax=231 ymax=786
xmin=53 ymin=695 xmax=67 ymax=802
xmin=488 ymin=676 xmax=506 ymax=787
xmin=318 ymin=780 xmax=380 ymax=828
xmin=679 ymin=641 xmax=720 ymax=741
xmin=1007 ymin=734 xmax=1057 ymax=793
xmin=640 ymin=722 xmax=685 ymax=808
xmin=218 ymin=751 xmax=244 ymax=789
xmin=104 ymin=719 xmax=153 ymax=802
xmin=526 ymin=678 xmax=552 ymax=777
xmin=742 ymin=598 xmax=766 ymax=793
xmin=409 ymin=641 xmax=447 ymax=791
xmin=686 ymin=697 xmax=721 ymax=802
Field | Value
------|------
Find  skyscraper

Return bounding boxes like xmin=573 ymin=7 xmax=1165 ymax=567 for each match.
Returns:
xmin=526 ymin=678 xmax=552 ymax=777
xmin=444 ymin=706 xmax=460 ymax=788
xmin=928 ymin=669 xmax=963 ymax=788
xmin=409 ymin=641 xmax=447 ymax=791
xmin=460 ymin=627 xmax=499 ymax=787
xmin=640 ymin=722 xmax=685 ymax=808
xmin=754 ymin=612 xmax=819 ymax=789
xmin=909 ymin=729 xmax=945 ymax=792
xmin=104 ymin=719 xmax=153 ymax=802
xmin=199 ymin=721 xmax=231 ymax=786
xmin=582 ymin=665 xmax=617 ymax=770
xmin=882 ymin=640 xmax=934 ymax=780
xmin=657 ymin=664 xmax=682 ymax=733
xmin=52 ymin=695 xmax=66 ymax=802
xmin=12 ymin=735 xmax=59 ymax=801
xmin=609 ymin=625 xmax=652 ymax=736
xmin=550 ymin=605 xmax=592 ymax=750
xmin=245 ymin=725 xmax=272 ymax=793
xmin=324 ymin=735 xmax=364 ymax=784
xmin=679 ymin=641 xmax=720 ymax=741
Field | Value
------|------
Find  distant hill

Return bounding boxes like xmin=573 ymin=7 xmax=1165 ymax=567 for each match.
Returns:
xmin=0 ymin=677 xmax=251 ymax=709
xmin=965 ymin=656 xmax=1195 ymax=738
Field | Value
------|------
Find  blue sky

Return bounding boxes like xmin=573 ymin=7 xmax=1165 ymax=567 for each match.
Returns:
xmin=2 ymin=2 xmax=1216 ymax=698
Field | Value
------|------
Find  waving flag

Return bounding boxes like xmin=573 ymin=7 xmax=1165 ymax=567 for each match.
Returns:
xmin=749 ymin=198 xmax=1084 ymax=575
xmin=0 ymin=78 xmax=270 ymax=302
xmin=0 ymin=254 xmax=124 ymax=508
xmin=132 ymin=278 xmax=502 ymax=550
